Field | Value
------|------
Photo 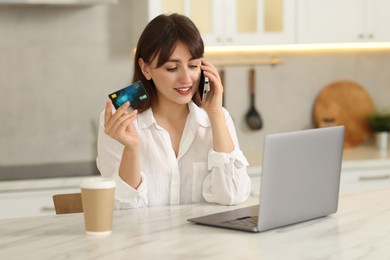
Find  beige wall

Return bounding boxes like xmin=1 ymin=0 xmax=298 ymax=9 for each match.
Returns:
xmin=222 ymin=52 xmax=390 ymax=162
xmin=0 ymin=2 xmax=389 ymax=166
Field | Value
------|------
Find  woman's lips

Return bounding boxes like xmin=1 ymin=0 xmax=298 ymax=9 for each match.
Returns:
xmin=175 ymin=87 xmax=192 ymax=95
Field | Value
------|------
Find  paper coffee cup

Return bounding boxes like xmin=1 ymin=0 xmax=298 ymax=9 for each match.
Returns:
xmin=80 ymin=177 xmax=116 ymax=235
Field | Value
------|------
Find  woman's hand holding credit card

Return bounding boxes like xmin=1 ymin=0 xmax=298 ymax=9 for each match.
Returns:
xmin=104 ymin=81 xmax=149 ymax=149
xmin=104 ymin=81 xmax=148 ymax=150
xmin=108 ymin=81 xmax=149 ymax=109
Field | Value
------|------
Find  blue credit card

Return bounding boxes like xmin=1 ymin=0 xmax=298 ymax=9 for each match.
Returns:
xmin=108 ymin=81 xmax=149 ymax=109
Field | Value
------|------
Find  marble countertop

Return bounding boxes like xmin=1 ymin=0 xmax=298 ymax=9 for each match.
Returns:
xmin=0 ymin=188 xmax=389 ymax=259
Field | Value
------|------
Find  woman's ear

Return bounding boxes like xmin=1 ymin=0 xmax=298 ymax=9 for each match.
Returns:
xmin=138 ymin=58 xmax=152 ymax=80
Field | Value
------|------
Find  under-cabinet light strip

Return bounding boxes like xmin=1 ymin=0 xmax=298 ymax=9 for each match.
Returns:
xmin=205 ymin=42 xmax=390 ymax=54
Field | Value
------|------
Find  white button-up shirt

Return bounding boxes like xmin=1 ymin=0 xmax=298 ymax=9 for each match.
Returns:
xmin=97 ymin=101 xmax=251 ymax=209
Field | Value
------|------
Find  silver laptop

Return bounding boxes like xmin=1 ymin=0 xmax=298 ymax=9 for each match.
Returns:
xmin=188 ymin=126 xmax=344 ymax=232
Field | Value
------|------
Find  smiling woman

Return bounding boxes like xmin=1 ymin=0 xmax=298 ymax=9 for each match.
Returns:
xmin=132 ymin=13 xmax=205 ymax=111
xmin=96 ymin=13 xmax=251 ymax=209
xmin=138 ymin=41 xmax=202 ymax=107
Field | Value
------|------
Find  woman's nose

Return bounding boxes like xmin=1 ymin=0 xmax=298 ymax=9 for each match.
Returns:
xmin=179 ymin=68 xmax=192 ymax=84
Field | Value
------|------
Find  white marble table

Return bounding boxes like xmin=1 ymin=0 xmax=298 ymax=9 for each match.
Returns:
xmin=1 ymin=189 xmax=390 ymax=259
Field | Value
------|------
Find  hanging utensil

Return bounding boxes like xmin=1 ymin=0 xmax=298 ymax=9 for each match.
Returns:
xmin=219 ymin=69 xmax=225 ymax=107
xmin=245 ymin=68 xmax=263 ymax=130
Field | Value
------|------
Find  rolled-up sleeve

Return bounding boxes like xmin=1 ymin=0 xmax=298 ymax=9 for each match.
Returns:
xmin=201 ymin=108 xmax=251 ymax=205
xmin=113 ymin=173 xmax=148 ymax=209
xmin=202 ymin=149 xmax=251 ymax=205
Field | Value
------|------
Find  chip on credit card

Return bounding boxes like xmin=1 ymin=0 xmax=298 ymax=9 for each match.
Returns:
xmin=108 ymin=81 xmax=149 ymax=109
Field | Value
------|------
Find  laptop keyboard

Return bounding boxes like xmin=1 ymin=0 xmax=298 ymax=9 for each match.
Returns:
xmin=222 ymin=216 xmax=258 ymax=227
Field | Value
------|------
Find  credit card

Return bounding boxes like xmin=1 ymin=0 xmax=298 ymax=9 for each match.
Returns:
xmin=108 ymin=81 xmax=149 ymax=109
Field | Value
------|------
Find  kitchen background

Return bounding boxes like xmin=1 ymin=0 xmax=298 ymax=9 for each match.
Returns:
xmin=0 ymin=0 xmax=389 ymax=179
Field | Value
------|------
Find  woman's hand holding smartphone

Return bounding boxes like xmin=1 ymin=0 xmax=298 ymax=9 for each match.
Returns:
xmin=199 ymin=59 xmax=224 ymax=112
xmin=199 ymin=70 xmax=210 ymax=102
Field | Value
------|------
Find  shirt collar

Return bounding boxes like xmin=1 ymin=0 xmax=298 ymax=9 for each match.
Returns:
xmin=188 ymin=101 xmax=211 ymax=128
xmin=137 ymin=107 xmax=156 ymax=130
xmin=137 ymin=101 xmax=211 ymax=130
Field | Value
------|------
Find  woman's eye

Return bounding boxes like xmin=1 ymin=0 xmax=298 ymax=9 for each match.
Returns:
xmin=166 ymin=67 xmax=177 ymax=72
xmin=189 ymin=65 xmax=199 ymax=70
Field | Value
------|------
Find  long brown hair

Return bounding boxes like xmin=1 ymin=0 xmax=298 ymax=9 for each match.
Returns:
xmin=132 ymin=13 xmax=204 ymax=112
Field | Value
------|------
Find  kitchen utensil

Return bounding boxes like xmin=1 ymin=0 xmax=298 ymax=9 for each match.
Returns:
xmin=245 ymin=68 xmax=263 ymax=130
xmin=220 ymin=69 xmax=225 ymax=107
xmin=313 ymin=80 xmax=375 ymax=147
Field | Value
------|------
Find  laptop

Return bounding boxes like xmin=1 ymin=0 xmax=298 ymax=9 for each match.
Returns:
xmin=188 ymin=126 xmax=344 ymax=232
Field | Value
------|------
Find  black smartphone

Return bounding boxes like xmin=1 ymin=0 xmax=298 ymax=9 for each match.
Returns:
xmin=198 ymin=70 xmax=210 ymax=102
xmin=108 ymin=80 xmax=149 ymax=109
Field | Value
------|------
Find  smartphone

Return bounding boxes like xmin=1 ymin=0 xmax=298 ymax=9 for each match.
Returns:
xmin=199 ymin=70 xmax=210 ymax=102
xmin=108 ymin=80 xmax=149 ymax=109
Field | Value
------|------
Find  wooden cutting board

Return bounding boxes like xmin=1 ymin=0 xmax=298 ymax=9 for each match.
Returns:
xmin=313 ymin=80 xmax=375 ymax=147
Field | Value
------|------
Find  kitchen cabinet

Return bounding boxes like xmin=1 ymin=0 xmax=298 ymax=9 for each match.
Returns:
xmin=341 ymin=169 xmax=390 ymax=192
xmin=147 ymin=0 xmax=295 ymax=45
xmin=297 ymin=0 xmax=390 ymax=43
xmin=0 ymin=177 xmax=86 ymax=219
xmin=0 ymin=187 xmax=80 ymax=219
xmin=246 ymin=145 xmax=390 ymax=197
xmin=248 ymin=161 xmax=390 ymax=197
xmin=340 ymin=160 xmax=390 ymax=192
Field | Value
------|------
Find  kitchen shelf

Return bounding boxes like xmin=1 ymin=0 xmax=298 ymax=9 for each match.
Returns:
xmin=208 ymin=57 xmax=282 ymax=67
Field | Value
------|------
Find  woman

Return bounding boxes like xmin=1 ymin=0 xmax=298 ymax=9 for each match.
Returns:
xmin=97 ymin=13 xmax=251 ymax=209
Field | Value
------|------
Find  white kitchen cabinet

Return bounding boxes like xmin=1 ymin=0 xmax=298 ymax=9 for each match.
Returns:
xmin=340 ymin=169 xmax=390 ymax=193
xmin=247 ymin=166 xmax=261 ymax=197
xmin=297 ymin=0 xmax=390 ymax=43
xmin=147 ymin=0 xmax=296 ymax=45
xmin=247 ymin=159 xmax=390 ymax=197
xmin=0 ymin=187 xmax=80 ymax=219
xmin=0 ymin=177 xmax=94 ymax=219
xmin=340 ymin=160 xmax=390 ymax=193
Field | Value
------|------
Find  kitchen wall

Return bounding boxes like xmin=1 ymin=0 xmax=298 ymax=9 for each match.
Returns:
xmin=0 ymin=1 xmax=389 ymax=167
xmin=0 ymin=1 xmax=146 ymax=165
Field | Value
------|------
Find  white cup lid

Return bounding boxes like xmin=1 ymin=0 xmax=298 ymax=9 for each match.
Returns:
xmin=80 ymin=177 xmax=116 ymax=189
